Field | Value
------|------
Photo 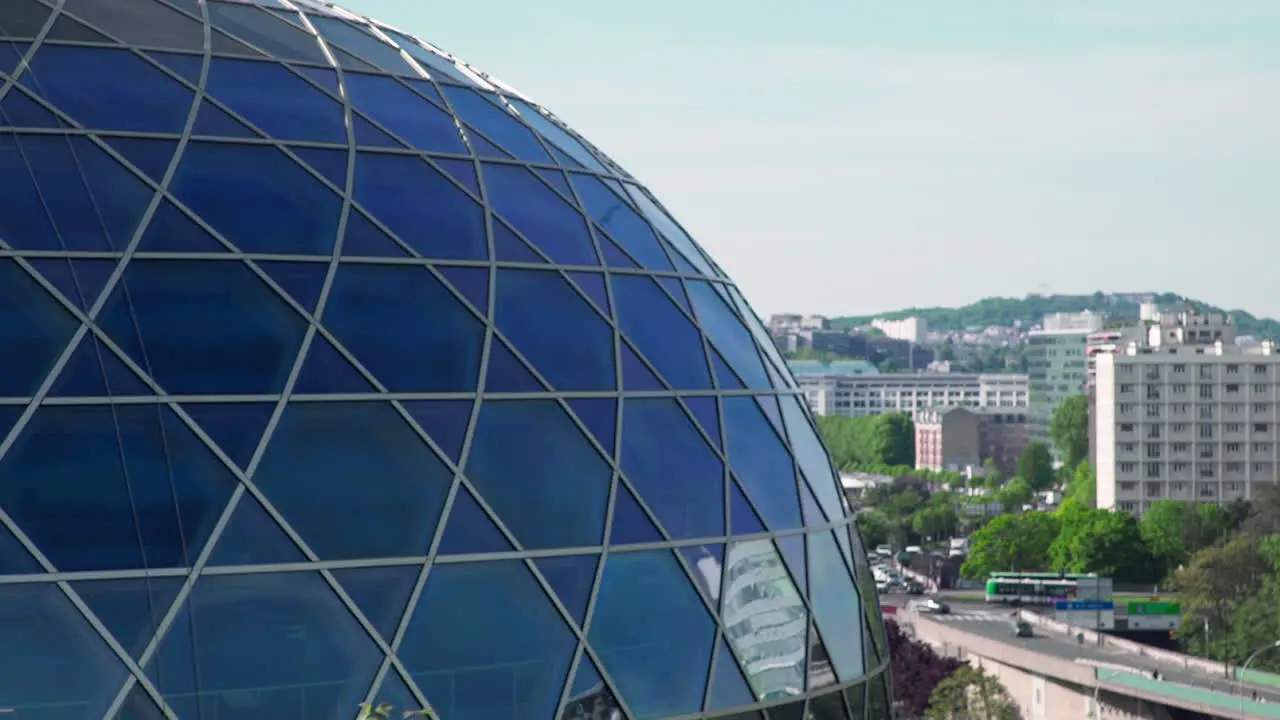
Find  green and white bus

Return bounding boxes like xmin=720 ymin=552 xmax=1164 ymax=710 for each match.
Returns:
xmin=984 ymin=572 xmax=1103 ymax=606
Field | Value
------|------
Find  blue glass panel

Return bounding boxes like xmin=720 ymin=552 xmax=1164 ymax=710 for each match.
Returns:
xmin=506 ymin=97 xmax=608 ymax=173
xmin=535 ymin=167 xmax=573 ymax=196
xmin=100 ymin=260 xmax=308 ymax=394
xmin=326 ymin=264 xmax=485 ymax=391
xmin=611 ymin=274 xmax=712 ymax=390
xmin=845 ymin=684 xmax=867 ymax=719
xmin=687 ymin=281 xmax=769 ymax=389
xmin=682 ymin=396 xmax=722 ymax=450
xmin=0 ymin=259 xmax=76 ymax=396
xmin=727 ymin=285 xmax=798 ymax=391
xmin=470 ymin=132 xmax=512 ymax=159
xmin=723 ymin=540 xmax=807 ymax=701
xmin=192 ymin=98 xmax=260 ymax=138
xmin=567 ymin=271 xmax=609 ymax=313
xmin=48 ymin=331 xmax=150 ymax=397
xmin=0 ymin=583 xmax=129 ymax=717
xmin=0 ymin=1 xmax=51 ymax=39
xmin=210 ymin=26 xmax=269 ymax=57
xmin=401 ymin=560 xmax=577 ymax=720
xmin=22 ymin=45 xmax=194 ymax=133
xmin=729 ymin=479 xmax=766 ymax=535
xmin=0 ymin=405 xmax=237 ymax=571
xmin=481 ymin=163 xmax=597 ymax=266
xmin=331 ymin=565 xmax=419 ymax=641
xmin=0 ymin=134 xmax=152 ymax=251
xmin=678 ymin=544 xmax=724 ymax=604
xmin=806 ymin=532 xmax=866 ymax=682
xmin=46 ymin=9 xmax=110 ymax=41
xmin=707 ymin=636 xmax=756 ymax=711
xmin=621 ymin=398 xmax=724 ymax=539
xmin=442 ymin=87 xmax=552 ymax=163
xmin=288 ymin=145 xmax=348 ymax=188
xmin=590 ymin=550 xmax=715 ymax=718
xmin=565 ymin=398 xmax=616 ymax=457
xmin=437 ymin=485 xmax=513 ymax=555
xmin=294 ymin=332 xmax=378 ymax=394
xmin=799 ymin=479 xmax=825 ymax=525
xmin=207 ymin=492 xmax=306 ymax=566
xmin=610 ymin=483 xmax=663 ymax=545
xmin=136 ymin=198 xmax=227 ymax=253
xmin=172 ymin=141 xmax=342 ymax=255
xmin=493 ymin=217 xmax=547 ymax=262
xmin=0 ymin=85 xmax=66 ymax=128
xmin=622 ymin=184 xmax=718 ymax=277
xmin=721 ymin=397 xmax=803 ymax=531
xmin=776 ymin=535 xmax=808 ymax=596
xmin=436 ymin=265 xmax=489 ymax=315
xmin=181 ymin=403 xmax=273 ymax=471
xmin=403 ymin=78 xmax=443 ymax=105
xmin=104 ymin=136 xmax=175 ymax=183
xmin=354 ymin=113 xmax=410 ymax=148
xmin=570 ymin=174 xmax=672 ymax=271
xmin=205 ymin=59 xmax=346 ymax=142
xmin=0 ymin=517 xmax=40 ymax=575
xmin=254 ymin=260 xmax=327 ymax=313
xmin=327 ymin=44 xmax=378 ymax=73
xmin=342 ymin=207 xmax=410 ymax=257
xmin=757 ymin=395 xmax=786 ymax=442
xmin=599 ymin=234 xmax=640 ymax=268
xmin=494 ymin=269 xmax=615 ymax=391
xmin=0 ymin=41 xmax=27 ymax=76
xmin=402 ymin=399 xmax=472 ymax=465
xmin=564 ymin=655 xmax=624 ymax=720
xmin=713 ymin=348 xmax=746 ymax=389
xmin=467 ymin=400 xmax=610 ymax=549
xmin=781 ymin=396 xmax=847 ymax=526
xmin=71 ymin=576 xmax=184 ymax=659
xmin=254 ymin=402 xmax=453 ymax=559
xmin=354 ymin=152 xmax=487 ymax=260
xmin=621 ymin=340 xmax=666 ymax=391
xmin=309 ymin=17 xmax=419 ymax=75
xmin=371 ymin=667 xmax=424 ymax=716
xmin=769 ymin=701 xmax=807 ymax=720
xmin=380 ymin=31 xmax=474 ymax=85
xmin=485 ymin=337 xmax=545 ymax=392
xmin=344 ymin=72 xmax=468 ymax=153
xmin=433 ymin=156 xmax=480 ymax=195
xmin=146 ymin=50 xmax=202 ymax=85
xmin=148 ymin=572 xmax=382 ymax=717
xmin=25 ymin=257 xmax=116 ymax=313
xmin=657 ymin=276 xmax=692 ymax=313
xmin=204 ymin=2 xmax=329 ymax=63
xmin=807 ymin=625 xmax=839 ymax=692
xmin=533 ymin=554 xmax=597 ymax=627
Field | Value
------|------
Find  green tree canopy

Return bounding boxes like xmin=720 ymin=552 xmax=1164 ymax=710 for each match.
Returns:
xmin=1173 ymin=534 xmax=1277 ymax=661
xmin=960 ymin=512 xmax=1060 ymax=579
xmin=913 ymin=503 xmax=959 ymax=542
xmin=1140 ymin=500 xmax=1227 ymax=579
xmin=855 ymin=509 xmax=895 ymax=550
xmin=1063 ymin=510 xmax=1155 ymax=580
xmin=996 ymin=477 xmax=1033 ymax=512
xmin=1049 ymin=393 xmax=1090 ymax=470
xmin=1016 ymin=441 xmax=1054 ymax=492
xmin=1065 ymin=461 xmax=1096 ymax=507
xmin=925 ymin=666 xmax=1020 ymax=720
xmin=816 ymin=413 xmax=915 ymax=469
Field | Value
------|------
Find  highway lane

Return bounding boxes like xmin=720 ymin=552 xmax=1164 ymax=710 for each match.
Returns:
xmin=953 ymin=616 xmax=1280 ymax=704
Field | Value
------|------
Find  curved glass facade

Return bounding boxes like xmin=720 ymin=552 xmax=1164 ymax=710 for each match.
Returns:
xmin=0 ymin=1 xmax=890 ymax=718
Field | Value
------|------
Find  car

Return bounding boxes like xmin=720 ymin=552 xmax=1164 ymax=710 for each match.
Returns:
xmin=912 ymin=598 xmax=951 ymax=615
xmin=1009 ymin=620 xmax=1034 ymax=638
xmin=876 ymin=580 xmax=890 ymax=594
xmin=906 ymin=580 xmax=925 ymax=595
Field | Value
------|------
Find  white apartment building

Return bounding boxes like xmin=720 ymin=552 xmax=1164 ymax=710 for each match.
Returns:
xmin=1095 ymin=340 xmax=1280 ymax=517
xmin=800 ymin=373 xmax=1028 ymax=418
xmin=871 ymin=316 xmax=929 ymax=343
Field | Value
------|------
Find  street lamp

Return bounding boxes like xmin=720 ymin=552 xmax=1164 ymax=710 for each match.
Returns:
xmin=1239 ymin=640 xmax=1280 ymax=719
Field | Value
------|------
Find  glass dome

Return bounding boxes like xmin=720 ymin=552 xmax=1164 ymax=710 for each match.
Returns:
xmin=0 ymin=0 xmax=890 ymax=718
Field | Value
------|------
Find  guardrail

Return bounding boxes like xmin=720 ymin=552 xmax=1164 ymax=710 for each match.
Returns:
xmin=1102 ymin=670 xmax=1280 ymax=719
xmin=1016 ymin=609 xmax=1231 ymax=677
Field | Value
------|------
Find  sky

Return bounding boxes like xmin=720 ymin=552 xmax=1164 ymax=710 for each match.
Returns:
xmin=342 ymin=0 xmax=1280 ymax=319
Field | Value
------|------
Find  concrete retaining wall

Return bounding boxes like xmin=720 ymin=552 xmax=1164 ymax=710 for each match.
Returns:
xmin=1016 ymin=609 xmax=1232 ymax=677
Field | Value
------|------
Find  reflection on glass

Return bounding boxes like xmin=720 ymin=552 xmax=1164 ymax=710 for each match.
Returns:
xmin=721 ymin=540 xmax=807 ymax=700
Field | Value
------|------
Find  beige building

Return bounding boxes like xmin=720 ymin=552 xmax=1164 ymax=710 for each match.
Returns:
xmin=871 ymin=316 xmax=929 ymax=343
xmin=801 ymin=373 xmax=1028 ymax=419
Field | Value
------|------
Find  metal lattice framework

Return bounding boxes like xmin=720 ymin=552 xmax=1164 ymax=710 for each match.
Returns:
xmin=0 ymin=0 xmax=892 ymax=718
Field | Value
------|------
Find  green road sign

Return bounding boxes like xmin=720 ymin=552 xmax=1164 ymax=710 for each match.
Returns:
xmin=897 ymin=551 xmax=912 ymax=564
xmin=1127 ymin=601 xmax=1181 ymax=615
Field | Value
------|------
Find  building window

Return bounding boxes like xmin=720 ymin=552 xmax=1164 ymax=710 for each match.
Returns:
xmin=1145 ymin=463 xmax=1161 ymax=477
xmin=1199 ymin=386 xmax=1215 ymax=400
xmin=1145 ymin=444 xmax=1162 ymax=459
xmin=1256 ymin=423 xmax=1271 ymax=433
xmin=1226 ymin=423 xmax=1243 ymax=433
xmin=1198 ymin=424 xmax=1215 ymax=440
xmin=1173 ymin=364 xmax=1187 ymax=374
xmin=1227 ymin=365 xmax=1241 ymax=375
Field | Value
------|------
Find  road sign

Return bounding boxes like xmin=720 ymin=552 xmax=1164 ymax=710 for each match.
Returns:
xmin=1127 ymin=601 xmax=1180 ymax=615
xmin=1055 ymin=600 xmax=1114 ymax=611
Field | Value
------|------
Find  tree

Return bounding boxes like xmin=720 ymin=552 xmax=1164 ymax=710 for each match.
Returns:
xmin=982 ymin=459 xmax=1003 ymax=489
xmin=878 ymin=412 xmax=916 ymax=467
xmin=886 ymin=620 xmax=963 ymax=717
xmin=1065 ymin=461 xmax=1096 ymax=507
xmin=1243 ymin=484 xmax=1280 ymax=536
xmin=914 ymin=503 xmax=959 ymax=542
xmin=925 ymin=665 xmax=1021 ymax=719
xmin=1015 ymin=442 xmax=1054 ymax=492
xmin=996 ymin=477 xmax=1033 ymax=512
xmin=856 ymin=509 xmax=894 ymax=550
xmin=1063 ymin=510 xmax=1155 ymax=580
xmin=961 ymin=512 xmax=1060 ymax=579
xmin=1049 ymin=393 xmax=1089 ymax=470
xmin=1141 ymin=501 xmax=1227 ymax=579
xmin=1173 ymin=534 xmax=1275 ymax=660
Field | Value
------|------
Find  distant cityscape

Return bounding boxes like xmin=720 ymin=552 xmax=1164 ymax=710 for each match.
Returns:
xmin=772 ymin=297 xmax=1280 ymax=519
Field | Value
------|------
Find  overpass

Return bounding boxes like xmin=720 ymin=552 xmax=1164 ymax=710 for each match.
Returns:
xmin=903 ymin=605 xmax=1280 ymax=719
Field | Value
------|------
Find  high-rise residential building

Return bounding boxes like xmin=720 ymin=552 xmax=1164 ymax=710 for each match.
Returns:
xmin=1027 ymin=312 xmax=1103 ymax=462
xmin=871 ymin=316 xmax=929 ymax=343
xmin=0 ymin=1 xmax=888 ymax=717
xmin=801 ymin=373 xmax=1028 ymax=418
xmin=1094 ymin=312 xmax=1278 ymax=517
